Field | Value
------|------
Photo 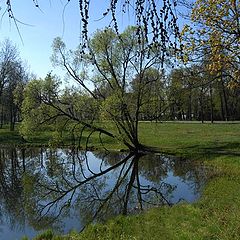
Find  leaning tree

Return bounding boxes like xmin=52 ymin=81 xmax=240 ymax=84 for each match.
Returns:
xmin=6 ymin=0 xmax=181 ymax=152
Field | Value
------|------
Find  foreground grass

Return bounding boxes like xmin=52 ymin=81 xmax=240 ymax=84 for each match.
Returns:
xmin=1 ymin=123 xmax=240 ymax=239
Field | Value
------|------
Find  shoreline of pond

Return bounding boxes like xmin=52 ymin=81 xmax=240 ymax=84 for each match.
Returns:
xmin=0 ymin=123 xmax=239 ymax=239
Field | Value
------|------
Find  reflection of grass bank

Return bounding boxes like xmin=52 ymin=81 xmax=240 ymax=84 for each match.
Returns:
xmin=3 ymin=122 xmax=239 ymax=239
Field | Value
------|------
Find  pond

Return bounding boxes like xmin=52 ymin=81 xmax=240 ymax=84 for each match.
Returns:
xmin=0 ymin=147 xmax=208 ymax=239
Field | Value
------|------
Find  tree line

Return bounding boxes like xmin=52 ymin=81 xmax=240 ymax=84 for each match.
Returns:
xmin=0 ymin=36 xmax=239 ymax=134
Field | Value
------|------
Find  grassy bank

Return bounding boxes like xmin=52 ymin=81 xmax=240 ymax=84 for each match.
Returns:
xmin=1 ymin=122 xmax=240 ymax=153
xmin=140 ymin=122 xmax=240 ymax=157
xmin=1 ymin=123 xmax=240 ymax=239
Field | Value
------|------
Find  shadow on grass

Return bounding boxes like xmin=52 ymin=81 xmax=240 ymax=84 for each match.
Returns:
xmin=182 ymin=142 xmax=240 ymax=159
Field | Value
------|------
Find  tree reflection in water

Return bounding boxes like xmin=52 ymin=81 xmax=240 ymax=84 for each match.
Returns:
xmin=0 ymin=147 xmax=208 ymax=238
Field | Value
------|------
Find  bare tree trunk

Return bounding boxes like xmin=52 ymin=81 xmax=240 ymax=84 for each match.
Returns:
xmin=218 ymin=82 xmax=225 ymax=121
xmin=0 ymin=104 xmax=3 ymax=129
xmin=220 ymin=75 xmax=229 ymax=121
xmin=199 ymin=87 xmax=204 ymax=123
xmin=9 ymin=103 xmax=15 ymax=131
xmin=187 ymin=87 xmax=192 ymax=121
xmin=210 ymin=84 xmax=214 ymax=123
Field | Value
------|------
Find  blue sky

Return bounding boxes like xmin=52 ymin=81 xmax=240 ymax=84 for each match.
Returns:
xmin=0 ymin=1 xmax=186 ymax=80
xmin=0 ymin=0 xmax=113 ymax=79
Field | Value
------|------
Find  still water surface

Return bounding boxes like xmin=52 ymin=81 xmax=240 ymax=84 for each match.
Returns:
xmin=0 ymin=147 xmax=208 ymax=239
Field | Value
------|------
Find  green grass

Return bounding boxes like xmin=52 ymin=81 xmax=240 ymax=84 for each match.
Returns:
xmin=140 ymin=122 xmax=240 ymax=156
xmin=2 ymin=122 xmax=240 ymax=240
xmin=0 ymin=125 xmax=25 ymax=144
xmin=0 ymin=123 xmax=122 ymax=149
xmin=2 ymin=122 xmax=239 ymax=154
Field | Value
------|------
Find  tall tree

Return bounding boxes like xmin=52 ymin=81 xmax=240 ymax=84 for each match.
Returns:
xmin=181 ymin=0 xmax=240 ymax=86
xmin=0 ymin=39 xmax=18 ymax=98
xmin=21 ymin=27 xmax=171 ymax=152
xmin=0 ymin=39 xmax=28 ymax=130
xmin=4 ymin=0 xmax=181 ymax=150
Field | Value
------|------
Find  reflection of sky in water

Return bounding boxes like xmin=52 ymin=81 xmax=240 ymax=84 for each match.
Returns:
xmin=0 ymin=226 xmax=33 ymax=240
xmin=163 ymin=172 xmax=200 ymax=203
xmin=0 ymin=148 xmax=207 ymax=240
